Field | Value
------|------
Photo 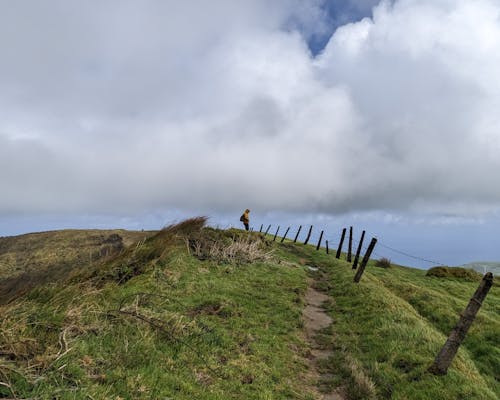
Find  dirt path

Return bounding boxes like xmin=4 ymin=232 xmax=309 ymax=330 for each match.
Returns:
xmin=303 ymin=282 xmax=345 ymax=400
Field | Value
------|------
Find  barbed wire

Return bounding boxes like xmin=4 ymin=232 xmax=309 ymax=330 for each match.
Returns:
xmin=376 ymin=242 xmax=445 ymax=266
xmin=251 ymin=222 xmax=447 ymax=267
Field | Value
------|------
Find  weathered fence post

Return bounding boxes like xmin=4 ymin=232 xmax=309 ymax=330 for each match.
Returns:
xmin=259 ymin=224 xmax=263 ymax=233
xmin=347 ymin=226 xmax=353 ymax=262
xmin=352 ymin=230 xmax=366 ymax=270
xmin=336 ymin=228 xmax=346 ymax=259
xmin=326 ymin=240 xmax=329 ymax=254
xmin=316 ymin=230 xmax=324 ymax=251
xmin=273 ymin=226 xmax=280 ymax=241
xmin=303 ymin=225 xmax=313 ymax=245
xmin=353 ymin=238 xmax=377 ymax=283
xmin=429 ymin=272 xmax=494 ymax=375
xmin=293 ymin=225 xmax=302 ymax=243
xmin=263 ymin=225 xmax=271 ymax=237
xmin=280 ymin=227 xmax=290 ymax=243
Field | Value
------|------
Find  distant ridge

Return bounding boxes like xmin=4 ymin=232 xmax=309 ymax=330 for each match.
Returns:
xmin=457 ymin=262 xmax=500 ymax=276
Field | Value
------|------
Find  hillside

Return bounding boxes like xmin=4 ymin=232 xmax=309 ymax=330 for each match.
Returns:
xmin=0 ymin=229 xmax=155 ymax=304
xmin=0 ymin=219 xmax=498 ymax=399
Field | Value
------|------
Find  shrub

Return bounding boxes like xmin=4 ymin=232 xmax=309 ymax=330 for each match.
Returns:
xmin=426 ymin=266 xmax=482 ymax=281
xmin=188 ymin=231 xmax=273 ymax=265
xmin=376 ymin=257 xmax=392 ymax=268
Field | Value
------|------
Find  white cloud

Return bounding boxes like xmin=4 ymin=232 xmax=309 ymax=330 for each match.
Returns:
xmin=1 ymin=0 xmax=499 ymax=218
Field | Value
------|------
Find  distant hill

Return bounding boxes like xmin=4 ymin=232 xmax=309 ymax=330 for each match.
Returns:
xmin=457 ymin=262 xmax=500 ymax=276
xmin=0 ymin=229 xmax=155 ymax=304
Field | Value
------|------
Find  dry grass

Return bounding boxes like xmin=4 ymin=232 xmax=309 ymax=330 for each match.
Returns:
xmin=375 ymin=257 xmax=392 ymax=269
xmin=0 ymin=230 xmax=154 ymax=304
xmin=188 ymin=232 xmax=274 ymax=265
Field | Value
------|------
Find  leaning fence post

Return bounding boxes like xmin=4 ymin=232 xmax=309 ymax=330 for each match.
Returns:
xmin=259 ymin=224 xmax=263 ymax=233
xmin=293 ymin=226 xmax=302 ymax=243
xmin=273 ymin=226 xmax=280 ymax=241
xmin=429 ymin=272 xmax=494 ymax=375
xmin=316 ymin=231 xmax=324 ymax=251
xmin=353 ymin=238 xmax=377 ymax=283
xmin=280 ymin=227 xmax=290 ymax=243
xmin=303 ymin=225 xmax=313 ymax=245
xmin=352 ymin=230 xmax=366 ymax=270
xmin=347 ymin=226 xmax=353 ymax=262
xmin=263 ymin=225 xmax=271 ymax=237
xmin=336 ymin=228 xmax=346 ymax=259
xmin=326 ymin=240 xmax=329 ymax=254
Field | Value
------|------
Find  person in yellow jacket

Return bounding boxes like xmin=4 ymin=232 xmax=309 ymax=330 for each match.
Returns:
xmin=239 ymin=209 xmax=250 ymax=231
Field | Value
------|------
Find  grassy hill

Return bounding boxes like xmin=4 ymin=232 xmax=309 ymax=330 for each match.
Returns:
xmin=0 ymin=229 xmax=154 ymax=304
xmin=0 ymin=219 xmax=498 ymax=399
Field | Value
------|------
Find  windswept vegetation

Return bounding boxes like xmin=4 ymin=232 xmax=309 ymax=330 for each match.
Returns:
xmin=0 ymin=219 xmax=498 ymax=399
xmin=0 ymin=219 xmax=313 ymax=399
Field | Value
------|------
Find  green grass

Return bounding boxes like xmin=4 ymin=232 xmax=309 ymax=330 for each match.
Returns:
xmin=0 ymin=223 xmax=315 ymax=399
xmin=295 ymin=247 xmax=499 ymax=400
xmin=0 ymin=222 xmax=498 ymax=399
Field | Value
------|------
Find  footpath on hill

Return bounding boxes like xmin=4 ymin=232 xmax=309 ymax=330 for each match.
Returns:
xmin=303 ymin=276 xmax=345 ymax=400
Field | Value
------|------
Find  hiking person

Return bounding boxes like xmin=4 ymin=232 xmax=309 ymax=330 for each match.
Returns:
xmin=240 ymin=209 xmax=250 ymax=231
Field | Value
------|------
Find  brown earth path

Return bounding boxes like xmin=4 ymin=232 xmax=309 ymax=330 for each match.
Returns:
xmin=303 ymin=280 xmax=346 ymax=400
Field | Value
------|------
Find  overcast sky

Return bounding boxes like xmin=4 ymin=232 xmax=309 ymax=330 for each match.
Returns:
xmin=1 ymin=0 xmax=499 ymax=267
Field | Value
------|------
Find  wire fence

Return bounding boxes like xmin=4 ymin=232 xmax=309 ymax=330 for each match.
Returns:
xmin=248 ymin=222 xmax=447 ymax=269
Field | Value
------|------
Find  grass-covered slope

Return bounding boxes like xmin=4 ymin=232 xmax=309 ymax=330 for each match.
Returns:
xmin=0 ymin=229 xmax=154 ymax=279
xmin=0 ymin=220 xmax=314 ymax=399
xmin=0 ymin=229 xmax=154 ymax=304
xmin=0 ymin=220 xmax=498 ymax=399
xmin=297 ymin=249 xmax=499 ymax=400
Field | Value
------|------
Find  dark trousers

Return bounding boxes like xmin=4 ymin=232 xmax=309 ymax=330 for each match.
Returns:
xmin=244 ymin=223 xmax=249 ymax=231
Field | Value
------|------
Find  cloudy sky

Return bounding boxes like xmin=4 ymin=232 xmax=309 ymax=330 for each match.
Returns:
xmin=1 ymin=0 xmax=499 ymax=267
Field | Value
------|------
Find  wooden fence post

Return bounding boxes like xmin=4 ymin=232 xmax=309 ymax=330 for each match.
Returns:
xmin=259 ymin=224 xmax=263 ymax=233
xmin=316 ymin=231 xmax=324 ymax=251
xmin=336 ymin=228 xmax=346 ymax=259
xmin=280 ymin=227 xmax=290 ymax=243
xmin=352 ymin=230 xmax=366 ymax=270
xmin=429 ymin=272 xmax=494 ymax=375
xmin=263 ymin=225 xmax=271 ymax=237
xmin=326 ymin=240 xmax=329 ymax=254
xmin=353 ymin=238 xmax=377 ymax=283
xmin=347 ymin=226 xmax=353 ymax=262
xmin=273 ymin=226 xmax=280 ymax=241
xmin=293 ymin=226 xmax=302 ymax=243
xmin=303 ymin=225 xmax=313 ymax=245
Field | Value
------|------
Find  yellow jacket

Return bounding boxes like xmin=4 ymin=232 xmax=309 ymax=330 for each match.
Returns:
xmin=240 ymin=209 xmax=250 ymax=224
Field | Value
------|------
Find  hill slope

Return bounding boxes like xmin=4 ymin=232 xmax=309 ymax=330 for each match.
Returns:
xmin=0 ymin=229 xmax=154 ymax=304
xmin=0 ymin=220 xmax=498 ymax=399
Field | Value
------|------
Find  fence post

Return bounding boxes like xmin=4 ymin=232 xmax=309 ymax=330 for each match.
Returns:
xmin=263 ymin=225 xmax=271 ymax=237
xmin=293 ymin=225 xmax=302 ymax=243
xmin=429 ymin=272 xmax=494 ymax=375
xmin=353 ymin=238 xmax=377 ymax=283
xmin=280 ymin=227 xmax=290 ymax=243
xmin=336 ymin=228 xmax=346 ymax=259
xmin=259 ymin=224 xmax=263 ymax=233
xmin=303 ymin=225 xmax=313 ymax=245
xmin=326 ymin=240 xmax=329 ymax=254
xmin=316 ymin=230 xmax=324 ymax=251
xmin=347 ymin=226 xmax=353 ymax=262
xmin=273 ymin=226 xmax=280 ymax=241
xmin=352 ymin=230 xmax=366 ymax=269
